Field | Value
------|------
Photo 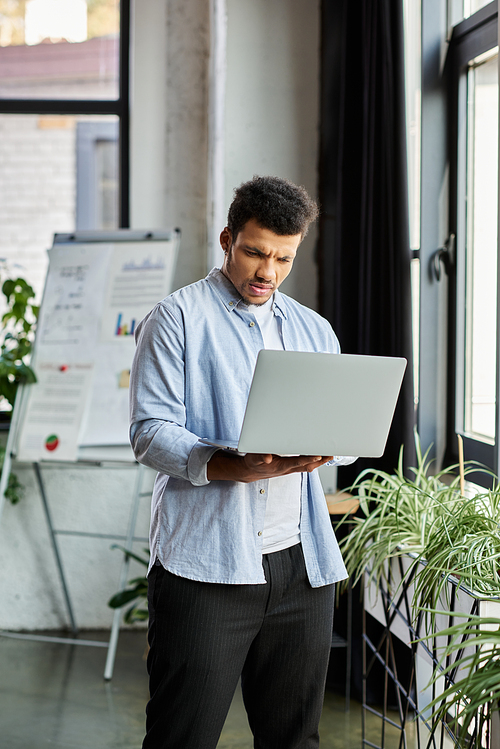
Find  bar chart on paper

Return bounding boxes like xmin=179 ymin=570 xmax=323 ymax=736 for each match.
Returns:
xmin=115 ymin=313 xmax=136 ymax=337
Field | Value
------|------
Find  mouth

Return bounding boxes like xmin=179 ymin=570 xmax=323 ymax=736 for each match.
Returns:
xmin=248 ymin=282 xmax=274 ymax=296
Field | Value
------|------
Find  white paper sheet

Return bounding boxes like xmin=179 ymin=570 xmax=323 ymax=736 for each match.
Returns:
xmin=17 ymin=362 xmax=94 ymax=462
xmin=99 ymin=243 xmax=177 ymax=343
xmin=36 ymin=243 xmax=112 ymax=362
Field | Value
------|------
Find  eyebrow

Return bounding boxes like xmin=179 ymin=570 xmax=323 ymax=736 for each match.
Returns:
xmin=243 ymin=245 xmax=296 ymax=261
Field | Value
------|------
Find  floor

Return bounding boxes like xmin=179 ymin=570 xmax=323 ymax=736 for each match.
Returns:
xmin=0 ymin=629 xmax=418 ymax=748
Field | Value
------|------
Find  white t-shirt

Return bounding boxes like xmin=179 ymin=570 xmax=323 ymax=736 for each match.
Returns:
xmin=242 ymin=297 xmax=301 ymax=554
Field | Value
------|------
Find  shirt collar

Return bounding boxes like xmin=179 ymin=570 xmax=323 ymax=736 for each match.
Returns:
xmin=206 ymin=267 xmax=288 ymax=320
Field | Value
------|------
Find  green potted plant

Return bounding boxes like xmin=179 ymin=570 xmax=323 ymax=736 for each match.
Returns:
xmin=338 ymin=435 xmax=474 ymax=597
xmin=412 ymin=489 xmax=500 ymax=612
xmin=337 ymin=432 xmax=500 ymax=749
xmin=107 ymin=546 xmax=149 ymax=624
xmin=0 ymin=274 xmax=38 ymax=411
xmin=0 ymin=271 xmax=39 ymax=504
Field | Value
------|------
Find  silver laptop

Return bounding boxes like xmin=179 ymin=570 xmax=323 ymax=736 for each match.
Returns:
xmin=201 ymin=350 xmax=407 ymax=457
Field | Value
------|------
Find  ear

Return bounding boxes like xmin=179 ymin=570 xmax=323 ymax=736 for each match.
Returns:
xmin=220 ymin=227 xmax=232 ymax=253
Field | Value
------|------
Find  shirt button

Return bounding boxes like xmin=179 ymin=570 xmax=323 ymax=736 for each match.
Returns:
xmin=229 ymin=301 xmax=234 ymax=306
xmin=258 ymin=531 xmax=263 ymax=536
xmin=249 ymin=321 xmax=255 ymax=327
xmin=260 ymin=489 xmax=265 ymax=494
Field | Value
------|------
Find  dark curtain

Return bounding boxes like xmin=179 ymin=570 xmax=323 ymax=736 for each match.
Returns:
xmin=318 ymin=0 xmax=416 ymax=487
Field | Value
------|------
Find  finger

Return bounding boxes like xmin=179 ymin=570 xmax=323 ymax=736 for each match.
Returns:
xmin=244 ymin=452 xmax=274 ymax=468
xmin=303 ymin=456 xmax=333 ymax=472
xmin=274 ymin=455 xmax=321 ymax=474
xmin=294 ymin=455 xmax=323 ymax=466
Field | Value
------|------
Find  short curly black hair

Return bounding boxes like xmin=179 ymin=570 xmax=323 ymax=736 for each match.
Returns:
xmin=226 ymin=175 xmax=319 ymax=242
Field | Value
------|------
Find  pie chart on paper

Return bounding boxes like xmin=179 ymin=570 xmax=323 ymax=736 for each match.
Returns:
xmin=45 ymin=434 xmax=60 ymax=453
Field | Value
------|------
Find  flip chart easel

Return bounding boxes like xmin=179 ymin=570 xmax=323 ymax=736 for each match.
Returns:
xmin=0 ymin=228 xmax=180 ymax=679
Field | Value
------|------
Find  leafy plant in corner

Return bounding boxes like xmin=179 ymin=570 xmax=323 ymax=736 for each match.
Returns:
xmin=337 ymin=430 xmax=500 ymax=746
xmin=412 ymin=487 xmax=500 ymax=612
xmin=336 ymin=431 xmax=500 ymax=608
xmin=108 ymin=545 xmax=149 ymax=624
xmin=336 ymin=433 xmax=472 ymax=597
xmin=0 ymin=275 xmax=39 ymax=409
xmin=0 ymin=271 xmax=39 ymax=504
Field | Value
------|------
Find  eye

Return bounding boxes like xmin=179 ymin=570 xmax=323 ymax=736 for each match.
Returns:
xmin=278 ymin=257 xmax=292 ymax=264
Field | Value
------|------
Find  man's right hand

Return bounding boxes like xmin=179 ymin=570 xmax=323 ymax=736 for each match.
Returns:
xmin=207 ymin=450 xmax=332 ymax=483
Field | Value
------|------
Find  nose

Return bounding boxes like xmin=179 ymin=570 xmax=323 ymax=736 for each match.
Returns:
xmin=256 ymin=257 xmax=276 ymax=282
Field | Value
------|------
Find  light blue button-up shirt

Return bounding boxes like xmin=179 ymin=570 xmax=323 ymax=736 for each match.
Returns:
xmin=129 ymin=268 xmax=348 ymax=586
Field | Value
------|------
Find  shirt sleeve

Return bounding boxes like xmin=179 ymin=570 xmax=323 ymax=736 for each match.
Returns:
xmin=129 ymin=303 xmax=219 ymax=486
xmin=329 ymin=456 xmax=358 ymax=466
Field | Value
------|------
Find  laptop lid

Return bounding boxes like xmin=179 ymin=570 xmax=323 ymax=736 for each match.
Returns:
xmin=235 ymin=350 xmax=407 ymax=457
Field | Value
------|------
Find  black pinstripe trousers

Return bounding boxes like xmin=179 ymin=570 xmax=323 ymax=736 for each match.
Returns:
xmin=142 ymin=543 xmax=335 ymax=749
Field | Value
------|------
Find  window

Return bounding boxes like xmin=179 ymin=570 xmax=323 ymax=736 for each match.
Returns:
xmin=448 ymin=3 xmax=498 ymax=482
xmin=464 ymin=49 xmax=498 ymax=442
xmin=448 ymin=0 xmax=495 ymax=30
xmin=403 ymin=0 xmax=422 ymax=412
xmin=0 ymin=0 xmax=129 ymax=299
xmin=76 ymin=120 xmax=119 ymax=230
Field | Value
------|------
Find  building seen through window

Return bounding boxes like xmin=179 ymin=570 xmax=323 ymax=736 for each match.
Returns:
xmin=0 ymin=0 xmax=121 ymax=300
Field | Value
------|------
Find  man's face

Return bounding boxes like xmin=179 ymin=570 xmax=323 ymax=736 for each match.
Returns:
xmin=220 ymin=218 xmax=301 ymax=305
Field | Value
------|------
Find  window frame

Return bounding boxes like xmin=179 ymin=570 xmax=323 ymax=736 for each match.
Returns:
xmin=0 ymin=0 xmax=130 ymax=227
xmin=76 ymin=120 xmax=120 ymax=230
xmin=446 ymin=2 xmax=498 ymax=483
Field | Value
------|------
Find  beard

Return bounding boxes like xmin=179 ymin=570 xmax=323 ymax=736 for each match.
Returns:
xmin=222 ymin=252 xmax=275 ymax=305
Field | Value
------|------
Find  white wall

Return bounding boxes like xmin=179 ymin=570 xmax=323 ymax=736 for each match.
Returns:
xmin=130 ymin=0 xmax=321 ymax=303
xmin=223 ymin=0 xmax=321 ymax=309
xmin=0 ymin=114 xmax=75 ymax=299
xmin=0 ymin=0 xmax=321 ymax=630
xmin=131 ymin=0 xmax=210 ymax=291
xmin=0 ymin=458 xmax=154 ymax=630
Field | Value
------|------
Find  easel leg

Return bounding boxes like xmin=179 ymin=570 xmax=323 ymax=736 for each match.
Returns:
xmin=104 ymin=607 xmax=125 ymax=681
xmin=104 ymin=463 xmax=147 ymax=680
xmin=34 ymin=462 xmax=78 ymax=635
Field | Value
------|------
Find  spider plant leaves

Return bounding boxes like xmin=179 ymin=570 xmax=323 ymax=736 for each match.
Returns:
xmin=413 ymin=496 xmax=500 ymax=611
xmin=337 ymin=433 xmax=500 ymax=612
xmin=340 ymin=431 xmax=500 ymax=740
xmin=428 ymin=663 xmax=500 ymax=743
xmin=337 ymin=440 xmax=462 ymax=595
xmin=416 ymin=612 xmax=500 ymax=740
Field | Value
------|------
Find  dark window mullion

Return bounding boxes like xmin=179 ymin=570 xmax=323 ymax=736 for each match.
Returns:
xmin=0 ymin=100 xmax=123 ymax=116
xmin=118 ymin=0 xmax=131 ymax=228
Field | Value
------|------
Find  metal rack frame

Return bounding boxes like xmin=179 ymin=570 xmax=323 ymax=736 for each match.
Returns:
xmin=362 ymin=558 xmax=490 ymax=749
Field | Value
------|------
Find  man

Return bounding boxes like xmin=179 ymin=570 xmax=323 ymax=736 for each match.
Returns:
xmin=130 ymin=175 xmax=355 ymax=749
